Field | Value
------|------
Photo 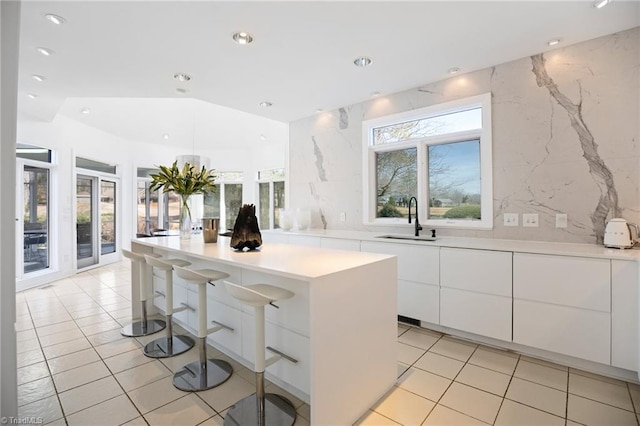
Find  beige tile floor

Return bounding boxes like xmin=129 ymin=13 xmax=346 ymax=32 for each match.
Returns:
xmin=15 ymin=261 xmax=640 ymax=425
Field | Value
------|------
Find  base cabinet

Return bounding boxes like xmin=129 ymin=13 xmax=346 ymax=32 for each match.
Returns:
xmin=611 ymin=260 xmax=639 ymax=371
xmin=440 ymin=288 xmax=512 ymax=341
xmin=513 ymin=253 xmax=612 ymax=365
xmin=514 ymin=299 xmax=611 ymax=364
xmin=361 ymin=241 xmax=439 ymax=324
xmin=439 ymin=248 xmax=512 ymax=341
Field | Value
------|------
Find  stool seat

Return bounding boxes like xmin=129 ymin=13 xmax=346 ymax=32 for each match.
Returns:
xmin=121 ymin=249 xmax=165 ymax=337
xmin=142 ymin=255 xmax=195 ymax=359
xmin=171 ymin=265 xmax=233 ymax=392
xmin=145 ymin=256 xmax=191 ymax=271
xmin=223 ymin=283 xmax=294 ymax=307
xmin=174 ymin=267 xmax=230 ymax=284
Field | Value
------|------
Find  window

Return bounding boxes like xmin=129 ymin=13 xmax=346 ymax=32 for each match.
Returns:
xmin=203 ymin=172 xmax=243 ymax=232
xmin=257 ymin=168 xmax=285 ymax=229
xmin=363 ymin=93 xmax=492 ymax=229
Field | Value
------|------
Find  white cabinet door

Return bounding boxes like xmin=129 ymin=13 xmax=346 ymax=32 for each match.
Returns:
xmin=514 ymin=299 xmax=610 ymax=364
xmin=361 ymin=241 xmax=440 ymax=324
xmin=611 ymin=260 xmax=639 ymax=371
xmin=440 ymin=288 xmax=512 ymax=341
xmin=206 ymin=298 xmax=242 ymax=356
xmin=360 ymin=241 xmax=439 ymax=285
xmin=440 ymin=248 xmax=512 ymax=296
xmin=398 ymin=280 xmax=439 ymax=324
xmin=514 ymin=254 xmax=610 ymax=312
xmin=320 ymin=237 xmax=361 ymax=251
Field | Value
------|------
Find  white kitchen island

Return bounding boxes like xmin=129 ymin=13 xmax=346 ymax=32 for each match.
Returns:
xmin=131 ymin=236 xmax=397 ymax=425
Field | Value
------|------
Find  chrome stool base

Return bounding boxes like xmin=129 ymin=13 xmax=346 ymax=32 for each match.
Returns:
xmin=224 ymin=393 xmax=296 ymax=426
xmin=143 ymin=335 xmax=195 ymax=358
xmin=173 ymin=359 xmax=233 ymax=391
xmin=120 ymin=319 xmax=166 ymax=337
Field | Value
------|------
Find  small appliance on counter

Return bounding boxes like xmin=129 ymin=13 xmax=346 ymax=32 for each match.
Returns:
xmin=604 ymin=218 xmax=638 ymax=249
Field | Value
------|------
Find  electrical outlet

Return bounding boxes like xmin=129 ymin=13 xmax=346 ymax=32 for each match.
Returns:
xmin=339 ymin=212 xmax=346 ymax=222
xmin=523 ymin=213 xmax=539 ymax=227
xmin=504 ymin=213 xmax=519 ymax=227
xmin=556 ymin=213 xmax=568 ymax=228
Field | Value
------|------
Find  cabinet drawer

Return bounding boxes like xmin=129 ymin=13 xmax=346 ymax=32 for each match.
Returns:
xmin=360 ymin=241 xmax=439 ymax=285
xmin=320 ymin=237 xmax=361 ymax=251
xmin=611 ymin=260 xmax=639 ymax=371
xmin=441 ymin=248 xmax=512 ymax=296
xmin=242 ymin=313 xmax=310 ymax=396
xmin=514 ymin=299 xmax=610 ymax=364
xmin=206 ymin=299 xmax=242 ymax=356
xmin=398 ymin=280 xmax=439 ymax=325
xmin=513 ymin=254 xmax=610 ymax=312
xmin=440 ymin=288 xmax=512 ymax=341
xmin=241 ymin=270 xmax=310 ymax=337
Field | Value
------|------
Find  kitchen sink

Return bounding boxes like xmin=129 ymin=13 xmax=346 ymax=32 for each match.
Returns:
xmin=376 ymin=234 xmax=437 ymax=242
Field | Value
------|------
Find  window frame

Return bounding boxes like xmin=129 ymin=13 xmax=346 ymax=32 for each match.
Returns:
xmin=362 ymin=93 xmax=493 ymax=230
xmin=257 ymin=169 xmax=285 ymax=230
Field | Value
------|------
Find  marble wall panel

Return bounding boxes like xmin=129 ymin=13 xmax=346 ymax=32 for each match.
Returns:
xmin=289 ymin=27 xmax=640 ymax=244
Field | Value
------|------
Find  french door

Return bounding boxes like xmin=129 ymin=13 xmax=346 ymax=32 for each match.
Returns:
xmin=76 ymin=174 xmax=118 ymax=269
xmin=16 ymin=160 xmax=51 ymax=276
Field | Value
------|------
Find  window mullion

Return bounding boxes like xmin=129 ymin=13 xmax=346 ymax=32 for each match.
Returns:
xmin=416 ymin=142 xmax=428 ymax=223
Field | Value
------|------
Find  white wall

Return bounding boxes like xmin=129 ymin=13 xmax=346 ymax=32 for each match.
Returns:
xmin=288 ymin=27 xmax=640 ymax=244
xmin=16 ymin=114 xmax=287 ymax=289
xmin=1 ymin=0 xmax=20 ymax=417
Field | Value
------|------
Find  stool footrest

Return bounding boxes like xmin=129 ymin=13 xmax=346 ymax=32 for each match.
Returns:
xmin=180 ymin=302 xmax=196 ymax=312
xmin=172 ymin=305 xmax=188 ymax=314
xmin=266 ymin=346 xmax=298 ymax=364
xmin=154 ymin=291 xmax=165 ymax=299
xmin=207 ymin=320 xmax=234 ymax=335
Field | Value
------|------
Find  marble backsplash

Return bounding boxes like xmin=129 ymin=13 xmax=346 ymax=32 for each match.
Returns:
xmin=288 ymin=27 xmax=639 ymax=244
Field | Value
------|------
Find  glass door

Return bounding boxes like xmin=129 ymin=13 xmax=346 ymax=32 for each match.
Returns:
xmin=20 ymin=164 xmax=50 ymax=274
xmin=76 ymin=175 xmax=98 ymax=268
xmin=100 ymin=180 xmax=116 ymax=255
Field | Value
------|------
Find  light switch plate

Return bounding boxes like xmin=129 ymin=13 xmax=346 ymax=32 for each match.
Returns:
xmin=339 ymin=212 xmax=346 ymax=222
xmin=523 ymin=213 xmax=539 ymax=227
xmin=504 ymin=213 xmax=519 ymax=227
xmin=556 ymin=213 xmax=568 ymax=228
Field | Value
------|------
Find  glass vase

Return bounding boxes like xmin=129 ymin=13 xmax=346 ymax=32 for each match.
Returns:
xmin=179 ymin=195 xmax=192 ymax=240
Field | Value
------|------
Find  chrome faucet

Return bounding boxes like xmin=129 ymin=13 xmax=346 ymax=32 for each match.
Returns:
xmin=408 ymin=197 xmax=423 ymax=237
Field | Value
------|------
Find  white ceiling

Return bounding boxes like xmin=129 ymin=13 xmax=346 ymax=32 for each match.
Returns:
xmin=17 ymin=1 xmax=640 ymax=148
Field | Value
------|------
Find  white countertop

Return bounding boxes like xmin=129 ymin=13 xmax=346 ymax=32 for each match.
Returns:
xmin=266 ymin=229 xmax=640 ymax=261
xmin=133 ymin=236 xmax=395 ymax=280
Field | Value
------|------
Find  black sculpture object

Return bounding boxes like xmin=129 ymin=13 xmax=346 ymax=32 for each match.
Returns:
xmin=230 ymin=204 xmax=263 ymax=251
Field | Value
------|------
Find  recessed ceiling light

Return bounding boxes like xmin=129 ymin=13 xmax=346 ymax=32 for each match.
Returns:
xmin=32 ymin=75 xmax=46 ymax=82
xmin=163 ymin=134 xmax=169 ymax=140
xmin=448 ymin=67 xmax=461 ymax=74
xmin=232 ymin=32 xmax=254 ymax=45
xmin=176 ymin=88 xmax=188 ymax=94
xmin=593 ymin=0 xmax=611 ymax=8
xmin=36 ymin=47 xmax=54 ymax=56
xmin=315 ymin=108 xmax=324 ymax=113
xmin=27 ymin=93 xmax=38 ymax=99
xmin=259 ymin=134 xmax=267 ymax=141
xmin=259 ymin=101 xmax=272 ymax=107
xmin=173 ymin=73 xmax=191 ymax=82
xmin=45 ymin=14 xmax=65 ymax=25
xmin=80 ymin=107 xmax=90 ymax=115
xmin=353 ymin=56 xmax=373 ymax=67
xmin=547 ymin=39 xmax=561 ymax=46
xmin=370 ymin=91 xmax=381 ymax=98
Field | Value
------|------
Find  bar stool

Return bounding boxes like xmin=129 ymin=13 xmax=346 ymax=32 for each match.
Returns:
xmin=121 ymin=249 xmax=166 ymax=337
xmin=222 ymin=281 xmax=297 ymax=426
xmin=143 ymin=255 xmax=195 ymax=358
xmin=172 ymin=265 xmax=234 ymax=391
